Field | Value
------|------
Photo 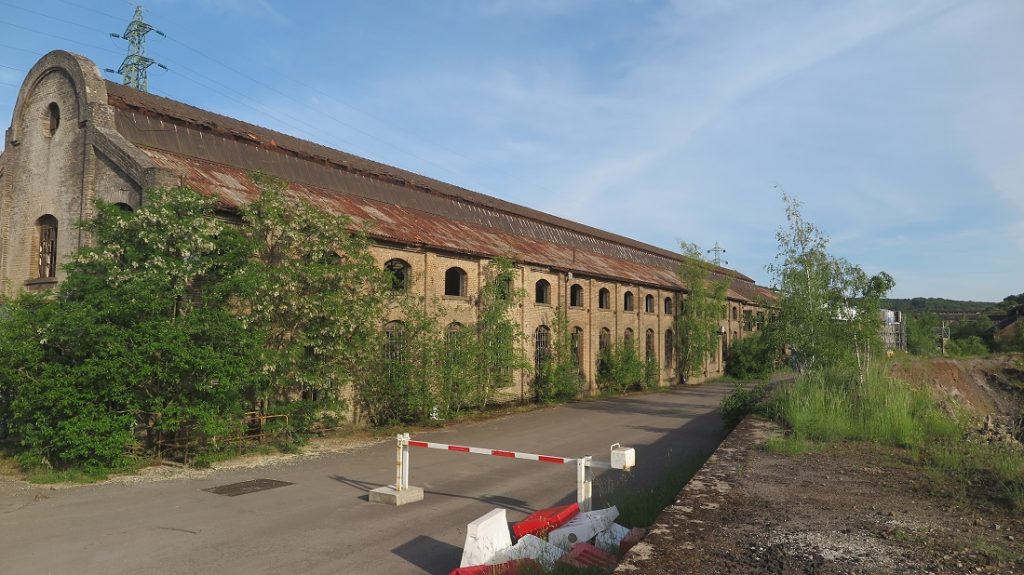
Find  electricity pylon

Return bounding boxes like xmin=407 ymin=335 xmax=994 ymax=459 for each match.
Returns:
xmin=106 ymin=6 xmax=167 ymax=92
xmin=707 ymin=241 xmax=728 ymax=266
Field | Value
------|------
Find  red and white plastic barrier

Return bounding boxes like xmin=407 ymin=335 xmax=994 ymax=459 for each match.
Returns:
xmin=387 ymin=433 xmax=634 ymax=512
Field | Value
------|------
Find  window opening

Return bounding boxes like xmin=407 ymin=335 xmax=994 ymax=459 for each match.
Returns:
xmin=47 ymin=102 xmax=60 ymax=136
xmin=644 ymin=294 xmax=655 ymax=313
xmin=535 ymin=279 xmax=551 ymax=304
xmin=385 ymin=259 xmax=411 ymax=291
xmin=534 ymin=325 xmax=551 ymax=374
xmin=36 ymin=215 xmax=58 ymax=279
xmin=664 ymin=297 xmax=673 ymax=315
xmin=598 ymin=288 xmax=610 ymax=309
xmin=569 ymin=283 xmax=584 ymax=308
xmin=664 ymin=330 xmax=674 ymax=368
xmin=571 ymin=327 xmax=583 ymax=369
xmin=624 ymin=328 xmax=634 ymax=347
xmin=645 ymin=329 xmax=655 ymax=361
xmin=623 ymin=291 xmax=634 ymax=311
xmin=444 ymin=266 xmax=467 ymax=297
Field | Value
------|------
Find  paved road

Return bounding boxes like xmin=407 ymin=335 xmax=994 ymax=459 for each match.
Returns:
xmin=0 ymin=382 xmax=737 ymax=575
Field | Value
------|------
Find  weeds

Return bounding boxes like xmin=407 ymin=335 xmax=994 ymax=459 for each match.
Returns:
xmin=768 ymin=363 xmax=1024 ymax=510
xmin=607 ymin=455 xmax=707 ymax=528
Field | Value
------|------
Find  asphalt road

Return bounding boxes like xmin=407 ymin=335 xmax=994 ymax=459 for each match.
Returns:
xmin=0 ymin=382 xmax=737 ymax=575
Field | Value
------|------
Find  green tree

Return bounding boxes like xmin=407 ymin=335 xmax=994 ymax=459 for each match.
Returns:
xmin=675 ymin=243 xmax=728 ymax=381
xmin=767 ymin=194 xmax=893 ymax=379
xmin=533 ymin=306 xmax=584 ymax=402
xmin=905 ymin=312 xmax=941 ymax=356
xmin=469 ymin=258 xmax=531 ymax=409
xmin=233 ymin=173 xmax=391 ymax=416
xmin=0 ymin=188 xmax=261 ymax=470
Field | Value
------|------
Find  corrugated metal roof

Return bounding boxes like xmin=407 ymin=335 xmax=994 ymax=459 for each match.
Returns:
xmin=106 ymin=81 xmax=763 ymax=299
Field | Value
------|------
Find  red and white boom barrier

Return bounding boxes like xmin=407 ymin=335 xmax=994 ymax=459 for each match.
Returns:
xmin=369 ymin=433 xmax=635 ymax=511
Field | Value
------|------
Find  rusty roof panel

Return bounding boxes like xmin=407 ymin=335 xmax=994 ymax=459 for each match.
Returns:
xmin=142 ymin=149 xmax=693 ymax=289
xmin=107 ymin=81 xmax=764 ymax=296
xmin=106 ymin=81 xmax=754 ymax=284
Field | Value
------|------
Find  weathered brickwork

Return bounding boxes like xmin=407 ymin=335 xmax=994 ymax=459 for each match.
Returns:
xmin=1 ymin=50 xmax=775 ymax=401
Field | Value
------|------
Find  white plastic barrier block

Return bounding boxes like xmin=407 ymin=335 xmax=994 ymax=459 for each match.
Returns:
xmin=548 ymin=505 xmax=620 ymax=551
xmin=459 ymin=508 xmax=513 ymax=568
xmin=498 ymin=534 xmax=565 ymax=570
xmin=594 ymin=522 xmax=631 ymax=553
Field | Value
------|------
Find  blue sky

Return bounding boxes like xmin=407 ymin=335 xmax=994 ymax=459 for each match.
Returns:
xmin=1 ymin=0 xmax=1021 ymax=301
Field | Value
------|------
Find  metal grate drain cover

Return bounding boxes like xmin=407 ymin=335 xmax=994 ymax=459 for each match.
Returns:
xmin=204 ymin=478 xmax=294 ymax=497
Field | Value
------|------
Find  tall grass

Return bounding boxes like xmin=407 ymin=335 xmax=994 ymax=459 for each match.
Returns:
xmin=768 ymin=365 xmax=960 ymax=448
xmin=768 ymin=364 xmax=1024 ymax=510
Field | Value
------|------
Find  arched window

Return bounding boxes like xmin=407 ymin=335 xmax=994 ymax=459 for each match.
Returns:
xmin=664 ymin=330 xmax=674 ymax=368
xmin=645 ymin=329 xmax=655 ymax=361
xmin=385 ymin=259 xmax=411 ymax=291
xmin=445 ymin=322 xmax=464 ymax=364
xmin=535 ymin=279 xmax=551 ymax=305
xmin=571 ymin=327 xmax=584 ymax=368
xmin=624 ymin=328 xmax=634 ymax=347
xmin=570 ymin=283 xmax=584 ymax=308
xmin=732 ymin=306 xmax=738 ymax=321
xmin=383 ymin=321 xmax=405 ymax=381
xmin=534 ymin=325 xmax=551 ymax=374
xmin=444 ymin=266 xmax=467 ymax=297
xmin=644 ymin=294 xmax=655 ymax=313
xmin=598 ymin=288 xmax=611 ymax=310
xmin=623 ymin=291 xmax=635 ymax=311
xmin=664 ymin=297 xmax=673 ymax=315
xmin=35 ymin=215 xmax=58 ymax=279
xmin=599 ymin=328 xmax=611 ymax=353
xmin=47 ymin=102 xmax=60 ymax=136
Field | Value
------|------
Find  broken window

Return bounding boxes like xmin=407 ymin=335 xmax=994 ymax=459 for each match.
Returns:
xmin=385 ymin=259 xmax=411 ymax=291
xmin=569 ymin=283 xmax=584 ymax=308
xmin=645 ymin=329 xmax=655 ymax=362
xmin=598 ymin=288 xmax=610 ymax=309
xmin=623 ymin=291 xmax=635 ymax=311
xmin=444 ymin=266 xmax=467 ymax=297
xmin=664 ymin=297 xmax=673 ymax=315
xmin=36 ymin=215 xmax=58 ymax=279
xmin=644 ymin=294 xmax=655 ymax=313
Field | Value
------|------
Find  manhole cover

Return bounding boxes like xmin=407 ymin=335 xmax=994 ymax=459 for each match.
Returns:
xmin=204 ymin=479 xmax=294 ymax=497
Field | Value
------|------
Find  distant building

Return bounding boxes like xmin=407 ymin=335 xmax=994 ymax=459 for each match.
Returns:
xmin=880 ymin=309 xmax=906 ymax=352
xmin=0 ymin=50 xmax=773 ymax=396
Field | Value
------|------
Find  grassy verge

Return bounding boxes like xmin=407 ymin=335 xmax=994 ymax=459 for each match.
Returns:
xmin=604 ymin=455 xmax=709 ymax=528
xmin=756 ymin=364 xmax=1024 ymax=510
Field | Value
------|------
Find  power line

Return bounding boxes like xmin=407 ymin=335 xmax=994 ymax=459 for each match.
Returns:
xmin=0 ymin=18 xmax=122 ymax=56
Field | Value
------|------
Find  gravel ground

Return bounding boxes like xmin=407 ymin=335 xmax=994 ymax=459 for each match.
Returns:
xmin=617 ymin=418 xmax=1022 ymax=575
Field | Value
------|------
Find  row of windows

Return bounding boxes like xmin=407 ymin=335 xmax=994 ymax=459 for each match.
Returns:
xmin=540 ymin=325 xmax=676 ymax=369
xmin=384 ymin=259 xmax=681 ymax=315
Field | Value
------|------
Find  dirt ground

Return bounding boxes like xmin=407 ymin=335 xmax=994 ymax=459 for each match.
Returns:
xmin=618 ymin=356 xmax=1024 ymax=575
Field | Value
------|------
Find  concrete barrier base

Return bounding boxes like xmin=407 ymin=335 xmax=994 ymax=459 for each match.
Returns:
xmin=369 ymin=485 xmax=424 ymax=506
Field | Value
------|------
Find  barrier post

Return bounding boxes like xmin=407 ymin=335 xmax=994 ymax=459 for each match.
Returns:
xmin=577 ymin=455 xmax=593 ymax=512
xmin=395 ymin=433 xmax=404 ymax=491
xmin=401 ymin=433 xmax=410 ymax=490
xmin=371 ymin=433 xmax=424 ymax=505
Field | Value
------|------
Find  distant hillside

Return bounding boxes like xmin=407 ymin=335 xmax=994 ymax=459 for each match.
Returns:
xmin=882 ymin=297 xmax=996 ymax=315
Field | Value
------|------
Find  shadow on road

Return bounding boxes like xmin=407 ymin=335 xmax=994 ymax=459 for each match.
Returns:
xmin=391 ymin=535 xmax=461 ymax=575
xmin=329 ymin=474 xmax=537 ymax=514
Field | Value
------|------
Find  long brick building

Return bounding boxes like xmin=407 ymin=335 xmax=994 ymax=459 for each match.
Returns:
xmin=0 ymin=51 xmax=770 ymax=397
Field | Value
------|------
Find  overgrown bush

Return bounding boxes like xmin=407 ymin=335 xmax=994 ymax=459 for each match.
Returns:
xmin=596 ymin=341 xmax=655 ymax=393
xmin=719 ymin=381 xmax=770 ymax=428
xmin=533 ymin=307 xmax=584 ymax=403
xmin=724 ymin=331 xmax=777 ymax=380
xmin=947 ymin=335 xmax=990 ymax=357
